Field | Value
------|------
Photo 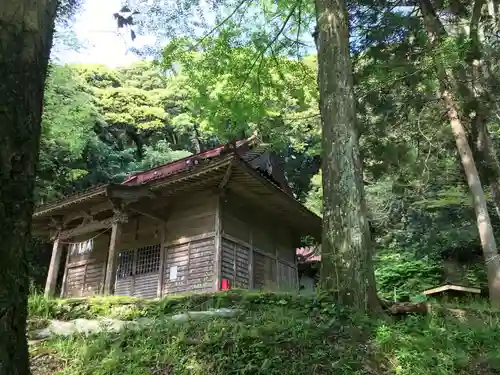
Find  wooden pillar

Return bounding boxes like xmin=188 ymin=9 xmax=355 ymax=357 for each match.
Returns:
xmin=294 ymin=243 xmax=300 ymax=291
xmin=248 ymin=230 xmax=254 ymax=289
xmin=45 ymin=235 xmax=63 ymax=298
xmin=275 ymin=245 xmax=280 ymax=290
xmin=104 ymin=220 xmax=123 ymax=295
xmin=213 ymin=195 xmax=222 ymax=291
xmin=60 ymin=245 xmax=71 ymax=298
xmin=157 ymin=224 xmax=167 ymax=298
xmin=232 ymin=241 xmax=237 ymax=287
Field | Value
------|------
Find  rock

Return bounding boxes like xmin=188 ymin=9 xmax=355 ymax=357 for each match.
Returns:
xmin=31 ymin=318 xmax=130 ymax=339
xmin=30 ymin=308 xmax=239 ymax=340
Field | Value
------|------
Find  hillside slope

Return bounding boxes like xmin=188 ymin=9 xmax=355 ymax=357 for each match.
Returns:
xmin=28 ymin=290 xmax=500 ymax=375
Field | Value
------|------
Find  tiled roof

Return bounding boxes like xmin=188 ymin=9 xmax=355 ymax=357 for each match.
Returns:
xmin=33 ymin=135 xmax=265 ymax=217
xmin=33 ymin=184 xmax=109 ymax=217
xmin=122 ymin=138 xmax=255 ymax=186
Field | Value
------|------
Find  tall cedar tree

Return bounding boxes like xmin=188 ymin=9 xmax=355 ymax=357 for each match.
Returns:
xmin=0 ymin=1 xmax=59 ymax=373
xmin=314 ymin=0 xmax=380 ymax=312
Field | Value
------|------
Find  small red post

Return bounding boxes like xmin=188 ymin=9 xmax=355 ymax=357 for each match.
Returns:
xmin=221 ymin=279 xmax=231 ymax=290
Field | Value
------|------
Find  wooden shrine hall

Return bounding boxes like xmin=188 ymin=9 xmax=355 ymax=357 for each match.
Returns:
xmin=32 ymin=136 xmax=322 ymax=299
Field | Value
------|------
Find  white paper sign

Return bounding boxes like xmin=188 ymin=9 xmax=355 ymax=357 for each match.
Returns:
xmin=169 ymin=266 xmax=178 ymax=281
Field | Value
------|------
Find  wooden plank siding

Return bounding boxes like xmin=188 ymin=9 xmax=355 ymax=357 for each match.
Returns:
xmin=110 ymin=211 xmax=163 ymax=298
xmin=59 ymin=186 xmax=300 ymax=298
xmin=253 ymin=251 xmax=277 ymax=290
xmin=161 ymin=237 xmax=215 ymax=295
xmin=160 ymin=192 xmax=217 ymax=295
xmin=115 ymin=244 xmax=161 ymax=299
xmin=278 ymin=262 xmax=297 ymax=291
xmin=220 ymin=193 xmax=298 ymax=292
xmin=221 ymin=237 xmax=250 ymax=288
xmin=61 ymin=192 xmax=219 ymax=299
xmin=116 ymin=192 xmax=219 ymax=298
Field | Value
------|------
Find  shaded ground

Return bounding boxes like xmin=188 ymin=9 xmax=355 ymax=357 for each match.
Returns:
xmin=30 ymin=347 xmax=66 ymax=375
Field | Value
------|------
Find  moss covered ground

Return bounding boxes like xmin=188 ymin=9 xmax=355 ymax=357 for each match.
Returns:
xmin=28 ymin=290 xmax=500 ymax=375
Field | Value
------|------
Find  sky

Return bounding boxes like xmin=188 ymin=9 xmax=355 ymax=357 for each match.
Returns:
xmin=54 ymin=0 xmax=415 ymax=67
xmin=55 ymin=0 xmax=155 ymax=67
xmin=53 ymin=0 xmax=312 ymax=68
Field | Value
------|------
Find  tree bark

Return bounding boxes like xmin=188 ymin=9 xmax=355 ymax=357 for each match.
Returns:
xmin=0 ymin=1 xmax=59 ymax=374
xmin=419 ymin=0 xmax=500 ymax=306
xmin=314 ymin=0 xmax=381 ymax=313
xmin=474 ymin=121 xmax=500 ymax=219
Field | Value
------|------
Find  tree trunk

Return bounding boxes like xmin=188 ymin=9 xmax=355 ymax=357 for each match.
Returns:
xmin=314 ymin=0 xmax=380 ymax=312
xmin=474 ymin=121 xmax=500 ymax=219
xmin=419 ymin=0 xmax=500 ymax=306
xmin=0 ymin=1 xmax=59 ymax=374
xmin=443 ymin=93 xmax=500 ymax=305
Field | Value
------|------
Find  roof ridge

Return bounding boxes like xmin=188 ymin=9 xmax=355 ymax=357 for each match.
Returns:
xmin=122 ymin=135 xmax=261 ymax=185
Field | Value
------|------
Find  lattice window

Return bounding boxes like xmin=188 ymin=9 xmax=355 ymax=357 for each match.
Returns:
xmin=116 ymin=244 xmax=161 ymax=279
xmin=117 ymin=249 xmax=134 ymax=279
xmin=136 ymin=244 xmax=161 ymax=275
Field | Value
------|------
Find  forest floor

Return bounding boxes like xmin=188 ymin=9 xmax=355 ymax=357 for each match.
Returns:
xmin=27 ymin=290 xmax=500 ymax=375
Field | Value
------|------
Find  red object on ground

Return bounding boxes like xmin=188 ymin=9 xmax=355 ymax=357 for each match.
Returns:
xmin=221 ymin=279 xmax=231 ymax=290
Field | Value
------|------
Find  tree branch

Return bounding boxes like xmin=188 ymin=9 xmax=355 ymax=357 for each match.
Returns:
xmin=234 ymin=0 xmax=299 ymax=95
xmin=295 ymin=0 xmax=302 ymax=59
xmin=193 ymin=0 xmax=251 ymax=49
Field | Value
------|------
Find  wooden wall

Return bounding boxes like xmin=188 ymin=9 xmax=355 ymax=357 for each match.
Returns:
xmin=115 ymin=192 xmax=218 ymax=298
xmin=221 ymin=237 xmax=250 ymax=288
xmin=61 ymin=192 xmax=219 ymax=299
xmin=220 ymin=194 xmax=298 ymax=291
xmin=160 ymin=193 xmax=217 ymax=295
xmin=161 ymin=236 xmax=215 ymax=295
xmin=114 ymin=214 xmax=164 ymax=299
xmin=60 ymin=189 xmax=299 ymax=298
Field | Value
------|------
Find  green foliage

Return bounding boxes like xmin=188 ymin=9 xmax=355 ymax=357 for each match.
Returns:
xmin=38 ymin=64 xmax=97 ymax=202
xmin=162 ymin=33 xmax=320 ymax=149
xmin=36 ymin=62 xmax=218 ymax=202
xmin=372 ymin=312 xmax=500 ymax=375
xmin=304 ymin=170 xmax=322 ymax=215
xmin=95 ymin=87 xmax=167 ymax=129
xmin=42 ymin=64 xmax=95 ymax=155
xmin=29 ymin=290 xmax=343 ymax=321
xmin=375 ymin=251 xmax=442 ymax=301
xmin=72 ymin=64 xmax=122 ymax=88
xmin=303 ymin=169 xmax=489 ymax=297
xmin=128 ymin=141 xmax=192 ymax=172
xmin=39 ymin=308 xmax=365 ymax=375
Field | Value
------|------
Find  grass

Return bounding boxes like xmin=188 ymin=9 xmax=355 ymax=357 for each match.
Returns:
xmin=28 ymin=289 xmax=333 ymax=321
xmin=28 ymin=291 xmax=500 ymax=375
